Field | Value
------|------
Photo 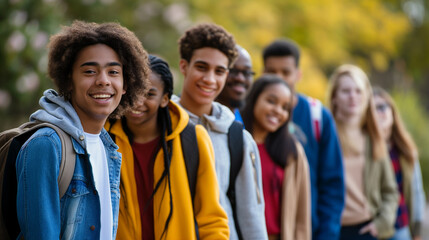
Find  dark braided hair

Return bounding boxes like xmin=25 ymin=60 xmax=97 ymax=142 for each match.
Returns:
xmin=116 ymin=55 xmax=175 ymax=239
xmin=147 ymin=54 xmax=174 ymax=238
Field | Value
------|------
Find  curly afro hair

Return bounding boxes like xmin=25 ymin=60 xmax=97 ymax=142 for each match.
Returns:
xmin=178 ymin=23 xmax=238 ymax=67
xmin=47 ymin=20 xmax=150 ymax=119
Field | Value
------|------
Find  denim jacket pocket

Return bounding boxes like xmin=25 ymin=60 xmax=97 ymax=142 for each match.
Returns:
xmin=62 ymin=180 xmax=91 ymax=224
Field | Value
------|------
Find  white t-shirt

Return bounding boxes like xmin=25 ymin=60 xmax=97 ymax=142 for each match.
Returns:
xmin=85 ymin=132 xmax=113 ymax=240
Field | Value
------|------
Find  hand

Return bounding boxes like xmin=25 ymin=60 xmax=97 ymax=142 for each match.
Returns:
xmin=413 ymin=236 xmax=422 ymax=240
xmin=359 ymin=222 xmax=378 ymax=237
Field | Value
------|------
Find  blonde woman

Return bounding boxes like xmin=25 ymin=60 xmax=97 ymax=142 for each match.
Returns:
xmin=373 ymin=86 xmax=426 ymax=240
xmin=327 ymin=64 xmax=399 ymax=240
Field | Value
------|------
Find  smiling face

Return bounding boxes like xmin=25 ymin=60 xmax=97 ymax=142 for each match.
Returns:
xmin=252 ymin=83 xmax=291 ymax=139
xmin=179 ymin=47 xmax=229 ymax=115
xmin=332 ymin=74 xmax=368 ymax=121
xmin=217 ymin=47 xmax=253 ymax=109
xmin=125 ymin=72 xmax=168 ymax=128
xmin=70 ymin=43 xmax=125 ymax=132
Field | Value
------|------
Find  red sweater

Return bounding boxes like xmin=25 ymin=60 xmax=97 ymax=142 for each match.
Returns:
xmin=132 ymin=137 xmax=159 ymax=240
xmin=258 ymin=143 xmax=284 ymax=235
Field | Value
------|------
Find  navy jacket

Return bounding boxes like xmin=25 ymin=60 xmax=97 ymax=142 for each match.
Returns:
xmin=292 ymin=94 xmax=345 ymax=240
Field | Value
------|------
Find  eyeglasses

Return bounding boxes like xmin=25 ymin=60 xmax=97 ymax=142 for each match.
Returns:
xmin=375 ymin=103 xmax=390 ymax=112
xmin=229 ymin=68 xmax=255 ymax=78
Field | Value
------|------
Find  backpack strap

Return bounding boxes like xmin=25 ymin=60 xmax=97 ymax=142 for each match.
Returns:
xmin=226 ymin=120 xmax=244 ymax=239
xmin=308 ymin=97 xmax=323 ymax=142
xmin=181 ymin=122 xmax=199 ymax=202
xmin=10 ymin=123 xmax=75 ymax=198
xmin=49 ymin=125 xmax=76 ymax=198
xmin=180 ymin=121 xmax=200 ymax=239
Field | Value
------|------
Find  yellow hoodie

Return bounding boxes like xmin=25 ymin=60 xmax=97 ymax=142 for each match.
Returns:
xmin=106 ymin=101 xmax=229 ymax=240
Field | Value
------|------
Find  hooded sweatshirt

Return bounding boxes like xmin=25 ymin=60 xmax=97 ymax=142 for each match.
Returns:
xmin=173 ymin=96 xmax=268 ymax=240
xmin=107 ymin=101 xmax=229 ymax=240
xmin=15 ymin=89 xmax=121 ymax=239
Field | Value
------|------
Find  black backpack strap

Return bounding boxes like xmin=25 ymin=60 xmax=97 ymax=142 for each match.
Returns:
xmin=180 ymin=121 xmax=200 ymax=239
xmin=226 ymin=120 xmax=244 ymax=239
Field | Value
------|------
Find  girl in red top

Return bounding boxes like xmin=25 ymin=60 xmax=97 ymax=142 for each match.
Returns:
xmin=241 ymin=74 xmax=311 ymax=240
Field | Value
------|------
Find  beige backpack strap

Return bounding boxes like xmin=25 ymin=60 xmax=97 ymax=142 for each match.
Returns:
xmin=47 ymin=124 xmax=76 ymax=198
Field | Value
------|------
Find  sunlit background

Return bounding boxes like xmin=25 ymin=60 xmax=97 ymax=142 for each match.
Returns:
xmin=2 ymin=0 xmax=429 ymax=230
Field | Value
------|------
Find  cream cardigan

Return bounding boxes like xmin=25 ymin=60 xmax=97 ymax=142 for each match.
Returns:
xmin=281 ymin=142 xmax=311 ymax=240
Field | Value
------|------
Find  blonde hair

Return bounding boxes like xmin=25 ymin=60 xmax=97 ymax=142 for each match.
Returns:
xmin=327 ymin=64 xmax=387 ymax=160
xmin=373 ymin=86 xmax=418 ymax=164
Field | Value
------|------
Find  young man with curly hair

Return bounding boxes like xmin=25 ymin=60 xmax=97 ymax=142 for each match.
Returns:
xmin=173 ymin=23 xmax=268 ymax=240
xmin=15 ymin=20 xmax=149 ymax=239
xmin=262 ymin=39 xmax=345 ymax=240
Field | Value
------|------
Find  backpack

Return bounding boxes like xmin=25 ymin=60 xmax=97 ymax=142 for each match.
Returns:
xmin=308 ymin=96 xmax=323 ymax=142
xmin=108 ymin=119 xmax=244 ymax=239
xmin=181 ymin=120 xmax=244 ymax=239
xmin=226 ymin=121 xmax=244 ymax=239
xmin=180 ymin=122 xmax=200 ymax=239
xmin=0 ymin=122 xmax=76 ymax=240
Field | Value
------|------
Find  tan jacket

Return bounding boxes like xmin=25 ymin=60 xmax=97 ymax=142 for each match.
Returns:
xmin=363 ymin=137 xmax=399 ymax=239
xmin=281 ymin=142 xmax=311 ymax=240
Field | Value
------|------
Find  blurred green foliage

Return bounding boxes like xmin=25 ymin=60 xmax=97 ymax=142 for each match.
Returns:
xmin=1 ymin=0 xmax=429 ymax=196
xmin=1 ymin=0 xmax=64 ymax=128
xmin=393 ymin=90 xmax=429 ymax=197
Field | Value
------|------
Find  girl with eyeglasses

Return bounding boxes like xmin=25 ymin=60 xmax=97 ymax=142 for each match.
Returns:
xmin=327 ymin=64 xmax=399 ymax=240
xmin=373 ymin=86 xmax=426 ymax=240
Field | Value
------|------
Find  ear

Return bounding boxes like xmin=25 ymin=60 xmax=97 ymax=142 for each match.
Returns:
xmin=160 ymin=93 xmax=169 ymax=108
xmin=179 ymin=59 xmax=188 ymax=76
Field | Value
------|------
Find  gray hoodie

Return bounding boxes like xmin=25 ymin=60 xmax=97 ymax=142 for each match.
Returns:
xmin=173 ymin=96 xmax=268 ymax=240
xmin=30 ymin=89 xmax=88 ymax=148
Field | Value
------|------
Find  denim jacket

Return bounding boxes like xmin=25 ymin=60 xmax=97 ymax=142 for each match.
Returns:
xmin=16 ymin=127 xmax=121 ymax=240
xmin=15 ymin=89 xmax=122 ymax=240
